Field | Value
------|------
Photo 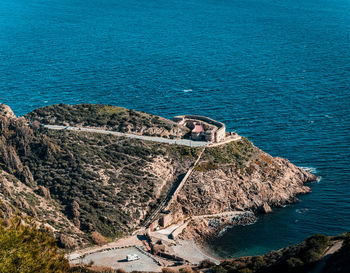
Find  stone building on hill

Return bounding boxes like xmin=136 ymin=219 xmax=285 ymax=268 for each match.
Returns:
xmin=173 ymin=115 xmax=226 ymax=143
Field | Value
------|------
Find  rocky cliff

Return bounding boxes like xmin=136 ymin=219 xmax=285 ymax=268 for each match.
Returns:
xmin=168 ymin=138 xmax=316 ymax=240
xmin=170 ymin=139 xmax=315 ymax=219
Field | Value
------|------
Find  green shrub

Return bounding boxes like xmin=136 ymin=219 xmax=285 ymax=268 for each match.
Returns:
xmin=0 ymin=214 xmax=69 ymax=273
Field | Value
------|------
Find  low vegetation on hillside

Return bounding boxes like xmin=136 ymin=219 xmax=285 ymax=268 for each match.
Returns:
xmin=323 ymin=233 xmax=350 ymax=273
xmin=25 ymin=104 xmax=189 ymax=138
xmin=24 ymin=128 xmax=197 ymax=238
xmin=203 ymin=233 xmax=338 ymax=273
xmin=0 ymin=105 xmax=198 ymax=247
xmin=194 ymin=137 xmax=258 ymax=172
xmin=0 ymin=213 xmax=69 ymax=273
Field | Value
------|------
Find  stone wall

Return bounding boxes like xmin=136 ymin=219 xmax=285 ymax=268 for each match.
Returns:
xmin=159 ymin=214 xmax=173 ymax=227
xmin=149 ymin=220 xmax=159 ymax=231
xmin=170 ymin=220 xmax=190 ymax=239
xmin=215 ymin=126 xmax=226 ymax=142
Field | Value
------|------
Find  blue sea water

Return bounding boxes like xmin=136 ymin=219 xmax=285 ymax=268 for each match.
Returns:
xmin=0 ymin=0 xmax=349 ymax=257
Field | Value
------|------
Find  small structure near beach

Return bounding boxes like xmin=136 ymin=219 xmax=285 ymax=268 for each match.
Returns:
xmin=173 ymin=115 xmax=226 ymax=143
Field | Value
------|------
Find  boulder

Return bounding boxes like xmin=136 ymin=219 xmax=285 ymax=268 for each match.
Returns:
xmin=91 ymin=231 xmax=106 ymax=245
xmin=260 ymin=202 xmax=272 ymax=214
xmin=59 ymin=233 xmax=77 ymax=249
xmin=37 ymin=186 xmax=51 ymax=199
xmin=0 ymin=104 xmax=16 ymax=119
xmin=22 ymin=166 xmax=35 ymax=187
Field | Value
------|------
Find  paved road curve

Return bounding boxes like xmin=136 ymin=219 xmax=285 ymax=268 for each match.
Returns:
xmin=43 ymin=124 xmax=242 ymax=147
xmin=43 ymin=124 xmax=209 ymax=147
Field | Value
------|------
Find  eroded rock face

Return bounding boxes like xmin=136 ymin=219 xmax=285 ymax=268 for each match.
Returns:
xmin=37 ymin=186 xmax=51 ymax=199
xmin=0 ymin=106 xmax=34 ymax=182
xmin=59 ymin=233 xmax=77 ymax=249
xmin=180 ymin=212 xmax=257 ymax=241
xmin=260 ymin=202 xmax=272 ymax=214
xmin=22 ymin=165 xmax=35 ymax=187
xmin=0 ymin=104 xmax=16 ymax=119
xmin=1 ymin=145 xmax=24 ymax=174
xmin=0 ymin=169 xmax=85 ymax=248
xmin=170 ymin=149 xmax=317 ymax=220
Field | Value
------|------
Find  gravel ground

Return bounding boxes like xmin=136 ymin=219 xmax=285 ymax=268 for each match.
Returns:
xmin=171 ymin=240 xmax=220 ymax=265
xmin=71 ymin=247 xmax=161 ymax=272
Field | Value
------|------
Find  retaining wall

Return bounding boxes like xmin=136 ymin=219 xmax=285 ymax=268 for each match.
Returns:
xmin=170 ymin=221 xmax=190 ymax=239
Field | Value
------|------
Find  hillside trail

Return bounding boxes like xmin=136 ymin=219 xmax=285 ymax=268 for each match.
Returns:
xmin=310 ymin=240 xmax=343 ymax=273
xmin=143 ymin=147 xmax=206 ymax=228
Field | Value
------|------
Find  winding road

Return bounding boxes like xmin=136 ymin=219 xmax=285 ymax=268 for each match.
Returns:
xmin=42 ymin=124 xmax=208 ymax=147
xmin=42 ymin=124 xmax=241 ymax=147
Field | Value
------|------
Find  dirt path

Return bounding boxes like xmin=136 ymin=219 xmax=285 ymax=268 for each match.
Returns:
xmin=192 ymin=210 xmax=246 ymax=219
xmin=143 ymin=147 xmax=206 ymax=227
xmin=310 ymin=240 xmax=343 ymax=273
xmin=323 ymin=240 xmax=343 ymax=256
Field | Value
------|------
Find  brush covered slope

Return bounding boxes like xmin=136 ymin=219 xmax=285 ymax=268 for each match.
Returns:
xmin=201 ymin=232 xmax=350 ymax=273
xmin=0 ymin=103 xmax=316 ymax=249
xmin=25 ymin=103 xmax=190 ymax=138
xmin=0 ymin=104 xmax=198 ymax=248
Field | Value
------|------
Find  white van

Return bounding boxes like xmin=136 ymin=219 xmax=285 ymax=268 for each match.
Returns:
xmin=126 ymin=254 xmax=140 ymax=261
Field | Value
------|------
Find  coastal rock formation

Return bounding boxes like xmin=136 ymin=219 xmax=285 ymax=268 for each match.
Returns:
xmin=0 ymin=103 xmax=16 ymax=119
xmin=170 ymin=140 xmax=316 ymax=221
xmin=181 ymin=212 xmax=257 ymax=241
xmin=260 ymin=202 xmax=273 ymax=214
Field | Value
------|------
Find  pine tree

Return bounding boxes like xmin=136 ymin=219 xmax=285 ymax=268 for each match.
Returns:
xmin=0 ymin=214 xmax=70 ymax=273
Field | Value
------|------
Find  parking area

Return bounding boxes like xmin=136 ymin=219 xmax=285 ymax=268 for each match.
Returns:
xmin=70 ymin=247 xmax=161 ymax=272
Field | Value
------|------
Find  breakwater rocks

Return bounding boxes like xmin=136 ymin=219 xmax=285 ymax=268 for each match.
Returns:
xmin=180 ymin=212 xmax=257 ymax=242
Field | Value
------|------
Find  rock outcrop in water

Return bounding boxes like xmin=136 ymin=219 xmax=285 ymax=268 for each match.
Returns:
xmin=0 ymin=104 xmax=16 ymax=119
xmin=0 ymin=103 xmax=317 ymax=249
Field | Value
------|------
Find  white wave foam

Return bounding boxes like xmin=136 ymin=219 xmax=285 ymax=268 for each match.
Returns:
xmin=296 ymin=208 xmax=308 ymax=214
xmin=183 ymin=89 xmax=192 ymax=92
xmin=299 ymin=166 xmax=317 ymax=174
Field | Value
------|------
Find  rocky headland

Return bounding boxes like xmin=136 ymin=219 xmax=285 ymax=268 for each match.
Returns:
xmin=167 ymin=137 xmax=315 ymax=243
xmin=0 ymin=103 xmax=317 ymax=253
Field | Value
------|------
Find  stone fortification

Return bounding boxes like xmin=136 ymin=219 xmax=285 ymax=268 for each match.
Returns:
xmin=173 ymin=115 xmax=226 ymax=142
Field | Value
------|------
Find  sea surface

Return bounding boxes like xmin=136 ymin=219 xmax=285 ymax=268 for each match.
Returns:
xmin=0 ymin=0 xmax=349 ymax=258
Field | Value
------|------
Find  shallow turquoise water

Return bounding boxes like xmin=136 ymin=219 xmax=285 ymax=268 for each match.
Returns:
xmin=0 ymin=0 xmax=349 ymax=257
